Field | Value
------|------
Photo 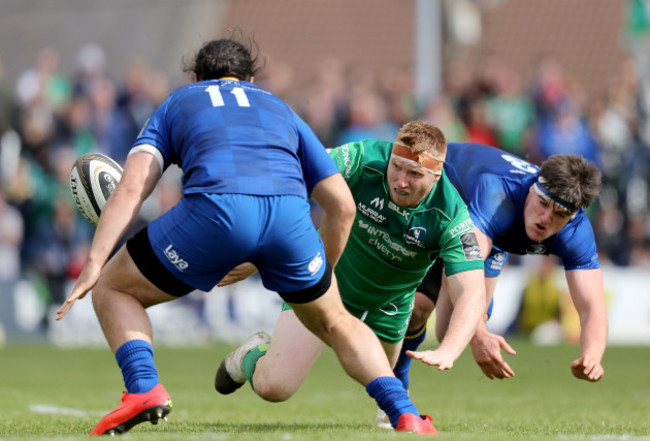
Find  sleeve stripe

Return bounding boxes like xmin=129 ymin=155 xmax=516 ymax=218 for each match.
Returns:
xmin=129 ymin=144 xmax=164 ymax=175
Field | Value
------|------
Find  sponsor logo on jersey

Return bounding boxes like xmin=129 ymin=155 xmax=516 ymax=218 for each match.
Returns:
xmin=388 ymin=201 xmax=409 ymax=220
xmin=359 ymin=219 xmax=417 ymax=261
xmin=308 ymin=251 xmax=324 ymax=276
xmin=460 ymin=232 xmax=483 ymax=260
xmin=448 ymin=219 xmax=474 ymax=238
xmin=526 ymin=244 xmax=547 ymax=255
xmin=358 ymin=201 xmax=386 ymax=223
xmin=404 ymin=226 xmax=427 ymax=248
xmin=330 ymin=144 xmax=353 ymax=179
xmin=164 ymin=244 xmax=189 ymax=271
xmin=501 ymin=154 xmax=538 ymax=174
xmin=370 ymin=197 xmax=384 ymax=210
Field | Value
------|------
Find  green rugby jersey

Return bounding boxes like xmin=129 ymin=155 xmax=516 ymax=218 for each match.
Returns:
xmin=328 ymin=139 xmax=484 ymax=311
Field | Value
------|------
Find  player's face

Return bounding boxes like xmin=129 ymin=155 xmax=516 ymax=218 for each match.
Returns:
xmin=387 ymin=158 xmax=439 ymax=208
xmin=523 ymin=185 xmax=576 ymax=242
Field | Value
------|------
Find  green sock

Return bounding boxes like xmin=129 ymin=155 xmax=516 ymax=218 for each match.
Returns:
xmin=242 ymin=342 xmax=270 ymax=390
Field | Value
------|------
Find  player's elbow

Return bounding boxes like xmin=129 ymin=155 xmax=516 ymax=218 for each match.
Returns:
xmin=338 ymin=192 xmax=356 ymax=225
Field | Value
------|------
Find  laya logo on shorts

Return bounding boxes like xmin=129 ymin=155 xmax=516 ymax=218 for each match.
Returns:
xmin=164 ymin=244 xmax=189 ymax=271
xmin=308 ymin=252 xmax=324 ymax=276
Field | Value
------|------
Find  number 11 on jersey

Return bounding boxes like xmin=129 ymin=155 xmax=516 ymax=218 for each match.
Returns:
xmin=206 ymin=85 xmax=250 ymax=108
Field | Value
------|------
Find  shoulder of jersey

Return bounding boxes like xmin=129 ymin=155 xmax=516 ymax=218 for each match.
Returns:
xmin=69 ymin=153 xmax=123 ymax=226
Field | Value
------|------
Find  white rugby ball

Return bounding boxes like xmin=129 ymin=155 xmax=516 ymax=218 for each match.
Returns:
xmin=70 ymin=153 xmax=123 ymax=225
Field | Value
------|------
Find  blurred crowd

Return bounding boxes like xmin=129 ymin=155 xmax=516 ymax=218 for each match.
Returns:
xmin=1 ymin=39 xmax=649 ymax=322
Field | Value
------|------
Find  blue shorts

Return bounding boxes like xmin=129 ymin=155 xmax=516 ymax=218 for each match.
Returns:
xmin=127 ymin=193 xmax=330 ymax=302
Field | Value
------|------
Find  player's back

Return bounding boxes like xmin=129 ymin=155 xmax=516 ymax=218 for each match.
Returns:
xmin=139 ymin=79 xmax=320 ymax=198
xmin=444 ymin=142 xmax=539 ymax=201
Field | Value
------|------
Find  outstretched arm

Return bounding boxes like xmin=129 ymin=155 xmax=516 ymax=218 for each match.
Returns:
xmin=565 ymin=268 xmax=607 ymax=381
xmin=408 ymin=268 xmax=485 ymax=370
xmin=56 ymin=151 xmax=162 ymax=320
xmin=458 ymin=227 xmax=518 ymax=379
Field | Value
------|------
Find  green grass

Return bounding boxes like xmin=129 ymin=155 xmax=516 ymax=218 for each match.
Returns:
xmin=0 ymin=339 xmax=648 ymax=440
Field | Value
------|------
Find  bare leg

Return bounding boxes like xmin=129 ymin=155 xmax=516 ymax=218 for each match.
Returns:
xmin=408 ymin=292 xmax=435 ymax=333
xmin=92 ymin=246 xmax=177 ymax=353
xmin=252 ymin=309 xmax=326 ymax=402
xmin=290 ymin=274 xmax=394 ymax=386
xmin=381 ymin=339 xmax=403 ymax=369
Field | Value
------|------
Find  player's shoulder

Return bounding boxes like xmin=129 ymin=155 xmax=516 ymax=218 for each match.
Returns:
xmin=559 ymin=209 xmax=596 ymax=240
xmin=423 ymin=173 xmax=470 ymax=220
xmin=334 ymin=139 xmax=392 ymax=172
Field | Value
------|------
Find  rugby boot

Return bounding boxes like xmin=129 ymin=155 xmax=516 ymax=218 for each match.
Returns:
xmin=375 ymin=408 xmax=392 ymax=429
xmin=394 ymin=413 xmax=439 ymax=435
xmin=89 ymin=384 xmax=172 ymax=436
xmin=215 ymin=332 xmax=271 ymax=394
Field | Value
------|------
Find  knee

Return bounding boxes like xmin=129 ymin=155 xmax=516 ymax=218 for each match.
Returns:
xmin=91 ymin=282 xmax=108 ymax=312
xmin=408 ymin=294 xmax=435 ymax=332
xmin=253 ymin=379 xmax=296 ymax=403
xmin=409 ymin=305 xmax=432 ymax=332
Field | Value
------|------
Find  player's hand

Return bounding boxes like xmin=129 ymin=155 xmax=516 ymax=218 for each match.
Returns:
xmin=570 ymin=356 xmax=604 ymax=382
xmin=470 ymin=330 xmax=517 ymax=379
xmin=406 ymin=349 xmax=455 ymax=371
xmin=55 ymin=261 xmax=103 ymax=320
xmin=217 ymin=262 xmax=258 ymax=287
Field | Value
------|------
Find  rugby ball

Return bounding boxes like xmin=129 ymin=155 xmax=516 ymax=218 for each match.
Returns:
xmin=70 ymin=153 xmax=123 ymax=225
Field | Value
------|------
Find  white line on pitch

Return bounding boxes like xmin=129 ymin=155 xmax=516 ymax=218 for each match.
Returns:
xmin=29 ymin=404 xmax=106 ymax=417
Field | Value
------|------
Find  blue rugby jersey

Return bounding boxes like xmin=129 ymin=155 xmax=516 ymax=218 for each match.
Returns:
xmin=132 ymin=79 xmax=337 ymax=197
xmin=444 ymin=143 xmax=600 ymax=271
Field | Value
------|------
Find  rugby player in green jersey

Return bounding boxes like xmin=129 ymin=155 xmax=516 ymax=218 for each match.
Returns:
xmin=215 ymin=122 xmax=487 ymax=433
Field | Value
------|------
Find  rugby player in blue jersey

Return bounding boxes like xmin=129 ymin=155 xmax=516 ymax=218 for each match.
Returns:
xmin=56 ymin=38 xmax=436 ymax=435
xmin=392 ymin=143 xmax=607 ymax=405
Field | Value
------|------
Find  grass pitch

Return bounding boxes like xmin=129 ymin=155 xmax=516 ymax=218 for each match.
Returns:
xmin=0 ymin=338 xmax=648 ymax=440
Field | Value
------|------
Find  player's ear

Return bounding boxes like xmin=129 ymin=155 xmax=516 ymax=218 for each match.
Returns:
xmin=249 ymin=76 xmax=255 ymax=84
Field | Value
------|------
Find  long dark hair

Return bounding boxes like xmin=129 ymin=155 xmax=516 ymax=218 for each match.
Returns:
xmin=183 ymin=32 xmax=261 ymax=81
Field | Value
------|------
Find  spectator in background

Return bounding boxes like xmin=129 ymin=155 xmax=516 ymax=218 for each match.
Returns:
xmin=533 ymin=97 xmax=602 ymax=167
xmin=465 ymin=97 xmax=498 ymax=146
xmin=71 ymin=43 xmax=109 ymax=99
xmin=302 ymin=57 xmax=350 ymax=147
xmin=0 ymin=55 xmax=18 ymax=136
xmin=337 ymin=87 xmax=398 ymax=144
xmin=0 ymin=188 xmax=24 ymax=338
xmin=0 ymin=188 xmax=23 ymax=288
xmin=422 ymin=96 xmax=468 ymax=143
xmin=14 ymin=47 xmax=71 ymax=116
xmin=486 ymin=64 xmax=535 ymax=157
xmin=32 ymin=195 xmax=90 ymax=306
xmin=528 ymin=56 xmax=568 ymax=123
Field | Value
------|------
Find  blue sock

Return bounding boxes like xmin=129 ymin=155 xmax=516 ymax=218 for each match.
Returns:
xmin=366 ymin=376 xmax=419 ymax=427
xmin=115 ymin=339 xmax=159 ymax=394
xmin=394 ymin=325 xmax=427 ymax=390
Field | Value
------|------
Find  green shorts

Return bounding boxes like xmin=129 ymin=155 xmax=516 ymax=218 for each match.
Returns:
xmin=282 ymin=293 xmax=414 ymax=344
